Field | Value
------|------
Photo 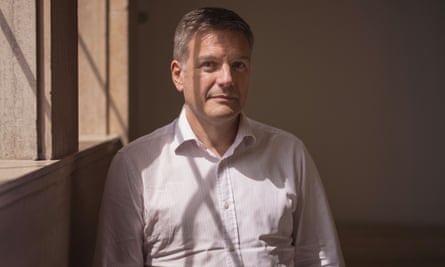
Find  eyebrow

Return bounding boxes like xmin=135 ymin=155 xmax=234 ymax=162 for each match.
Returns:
xmin=196 ymin=55 xmax=217 ymax=62
xmin=196 ymin=55 xmax=251 ymax=62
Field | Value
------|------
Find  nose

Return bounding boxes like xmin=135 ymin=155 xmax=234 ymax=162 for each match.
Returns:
xmin=217 ymin=63 xmax=233 ymax=88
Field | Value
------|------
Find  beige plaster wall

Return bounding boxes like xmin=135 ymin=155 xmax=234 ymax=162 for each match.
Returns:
xmin=132 ymin=1 xmax=445 ymax=225
xmin=0 ymin=139 xmax=121 ymax=267
xmin=0 ymin=165 xmax=70 ymax=266
xmin=0 ymin=0 xmax=37 ymax=159
xmin=79 ymin=0 xmax=129 ymax=144
xmin=78 ymin=0 xmax=107 ymax=136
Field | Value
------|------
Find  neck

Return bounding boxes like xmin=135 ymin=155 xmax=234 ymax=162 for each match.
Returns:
xmin=185 ymin=108 xmax=240 ymax=159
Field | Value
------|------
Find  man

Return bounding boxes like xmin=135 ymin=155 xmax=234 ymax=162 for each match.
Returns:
xmin=94 ymin=7 xmax=344 ymax=267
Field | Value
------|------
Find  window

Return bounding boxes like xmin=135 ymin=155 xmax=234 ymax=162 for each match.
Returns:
xmin=0 ymin=0 xmax=128 ymax=160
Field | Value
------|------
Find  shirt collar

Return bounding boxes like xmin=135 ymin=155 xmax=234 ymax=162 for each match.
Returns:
xmin=173 ymin=107 xmax=256 ymax=155
xmin=173 ymin=107 xmax=197 ymax=150
xmin=232 ymin=111 xmax=256 ymax=149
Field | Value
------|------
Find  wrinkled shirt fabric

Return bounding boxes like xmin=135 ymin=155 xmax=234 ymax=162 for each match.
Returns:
xmin=94 ymin=109 xmax=344 ymax=267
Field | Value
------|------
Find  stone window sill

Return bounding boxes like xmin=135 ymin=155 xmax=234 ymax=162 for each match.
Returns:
xmin=0 ymin=135 xmax=122 ymax=205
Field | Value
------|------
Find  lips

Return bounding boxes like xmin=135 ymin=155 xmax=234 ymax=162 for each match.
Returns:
xmin=207 ymin=85 xmax=239 ymax=100
xmin=209 ymin=94 xmax=237 ymax=100
xmin=207 ymin=94 xmax=239 ymax=103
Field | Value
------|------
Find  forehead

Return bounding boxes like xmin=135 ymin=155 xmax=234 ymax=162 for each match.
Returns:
xmin=188 ymin=30 xmax=251 ymax=57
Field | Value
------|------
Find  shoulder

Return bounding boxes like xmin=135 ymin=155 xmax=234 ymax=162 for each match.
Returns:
xmin=113 ymin=119 xmax=177 ymax=166
xmin=243 ymin=117 xmax=315 ymax=186
xmin=247 ymin=117 xmax=305 ymax=149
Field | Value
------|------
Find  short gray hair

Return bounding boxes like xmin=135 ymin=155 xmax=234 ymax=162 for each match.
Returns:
xmin=173 ymin=7 xmax=254 ymax=62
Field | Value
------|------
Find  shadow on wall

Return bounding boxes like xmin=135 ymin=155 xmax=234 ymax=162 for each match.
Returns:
xmin=132 ymin=0 xmax=445 ymax=225
xmin=78 ymin=34 xmax=128 ymax=136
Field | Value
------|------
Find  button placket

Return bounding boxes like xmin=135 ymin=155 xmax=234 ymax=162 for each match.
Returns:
xmin=217 ymin=161 xmax=243 ymax=266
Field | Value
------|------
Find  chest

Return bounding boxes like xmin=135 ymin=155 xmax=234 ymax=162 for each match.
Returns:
xmin=141 ymin=156 xmax=298 ymax=254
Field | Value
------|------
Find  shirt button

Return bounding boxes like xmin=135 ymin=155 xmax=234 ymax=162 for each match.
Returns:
xmin=224 ymin=202 xmax=229 ymax=209
xmin=229 ymin=245 xmax=235 ymax=252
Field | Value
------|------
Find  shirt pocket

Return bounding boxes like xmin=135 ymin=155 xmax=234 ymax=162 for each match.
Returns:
xmin=258 ymin=191 xmax=296 ymax=245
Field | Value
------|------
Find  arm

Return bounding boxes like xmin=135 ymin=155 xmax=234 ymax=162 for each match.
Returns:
xmin=293 ymin=146 xmax=345 ymax=267
xmin=93 ymin=152 xmax=145 ymax=267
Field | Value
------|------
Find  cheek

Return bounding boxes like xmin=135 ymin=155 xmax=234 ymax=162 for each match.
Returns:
xmin=236 ymin=74 xmax=250 ymax=91
xmin=183 ymin=77 xmax=210 ymax=103
xmin=234 ymin=70 xmax=250 ymax=83
xmin=198 ymin=74 xmax=217 ymax=93
xmin=238 ymin=80 xmax=250 ymax=106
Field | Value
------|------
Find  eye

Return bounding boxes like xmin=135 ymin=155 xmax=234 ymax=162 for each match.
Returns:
xmin=200 ymin=61 xmax=218 ymax=72
xmin=231 ymin=61 xmax=247 ymax=71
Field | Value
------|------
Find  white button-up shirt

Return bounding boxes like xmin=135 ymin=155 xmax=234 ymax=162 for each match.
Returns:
xmin=94 ymin=109 xmax=344 ymax=267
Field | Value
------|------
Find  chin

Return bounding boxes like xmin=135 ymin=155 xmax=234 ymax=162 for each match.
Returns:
xmin=213 ymin=106 xmax=237 ymax=115
xmin=210 ymin=111 xmax=240 ymax=123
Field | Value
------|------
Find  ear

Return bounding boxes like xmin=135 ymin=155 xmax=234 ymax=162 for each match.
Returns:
xmin=171 ymin=60 xmax=184 ymax=92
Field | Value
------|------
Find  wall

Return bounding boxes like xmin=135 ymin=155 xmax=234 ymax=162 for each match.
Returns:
xmin=0 ymin=162 xmax=70 ymax=266
xmin=0 ymin=139 xmax=121 ymax=267
xmin=0 ymin=0 xmax=37 ymax=159
xmin=0 ymin=1 xmax=127 ymax=266
xmin=132 ymin=0 xmax=445 ymax=226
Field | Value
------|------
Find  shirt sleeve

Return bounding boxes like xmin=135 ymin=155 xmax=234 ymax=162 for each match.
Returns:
xmin=293 ymin=146 xmax=345 ymax=267
xmin=93 ymin=152 xmax=145 ymax=267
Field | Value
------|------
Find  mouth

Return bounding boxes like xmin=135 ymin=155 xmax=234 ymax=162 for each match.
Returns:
xmin=207 ymin=94 xmax=239 ymax=103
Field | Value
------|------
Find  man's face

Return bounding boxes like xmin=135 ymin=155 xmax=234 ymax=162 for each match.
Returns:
xmin=171 ymin=30 xmax=251 ymax=126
